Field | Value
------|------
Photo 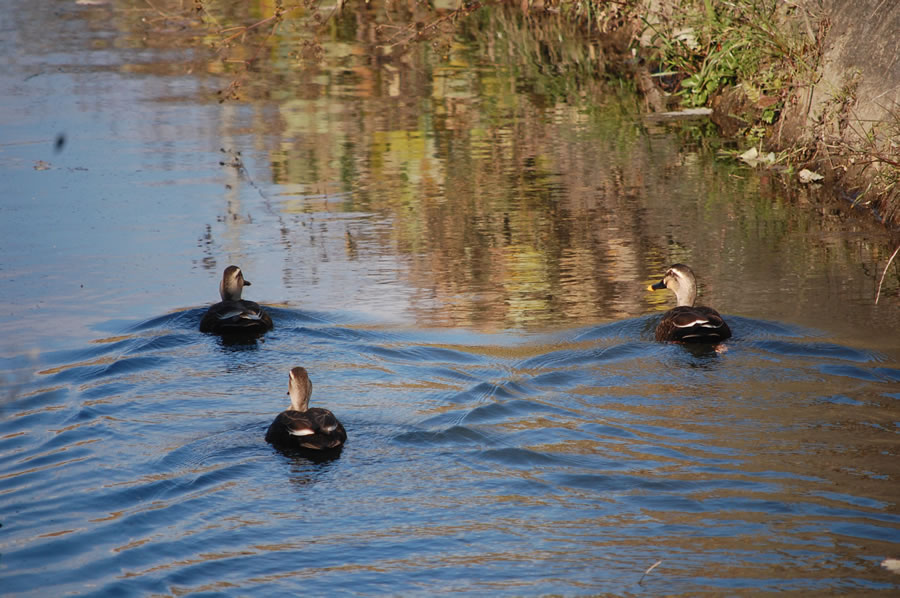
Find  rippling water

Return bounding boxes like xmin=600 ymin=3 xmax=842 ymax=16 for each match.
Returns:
xmin=2 ymin=1 xmax=900 ymax=595
xmin=2 ymin=308 xmax=898 ymax=595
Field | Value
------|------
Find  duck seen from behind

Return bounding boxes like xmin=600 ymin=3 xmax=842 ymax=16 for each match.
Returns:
xmin=266 ymin=367 xmax=347 ymax=452
xmin=200 ymin=265 xmax=273 ymax=336
xmin=647 ymin=264 xmax=731 ymax=343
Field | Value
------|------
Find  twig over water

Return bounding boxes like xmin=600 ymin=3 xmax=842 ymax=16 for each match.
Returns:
xmin=875 ymin=244 xmax=900 ymax=304
xmin=638 ymin=559 xmax=662 ymax=584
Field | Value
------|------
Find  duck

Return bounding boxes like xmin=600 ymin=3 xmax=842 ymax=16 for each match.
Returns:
xmin=647 ymin=264 xmax=731 ymax=343
xmin=266 ymin=367 xmax=347 ymax=451
xmin=199 ymin=265 xmax=273 ymax=336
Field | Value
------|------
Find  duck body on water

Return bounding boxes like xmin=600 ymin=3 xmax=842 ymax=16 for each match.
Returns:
xmin=266 ymin=367 xmax=347 ymax=452
xmin=200 ymin=265 xmax=273 ymax=336
xmin=648 ymin=264 xmax=732 ymax=343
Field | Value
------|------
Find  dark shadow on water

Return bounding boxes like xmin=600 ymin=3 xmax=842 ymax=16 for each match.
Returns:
xmin=677 ymin=342 xmax=725 ymax=360
xmin=215 ymin=333 xmax=266 ymax=349
xmin=271 ymin=443 xmax=344 ymax=465
xmin=278 ymin=455 xmax=346 ymax=492
xmin=656 ymin=344 xmax=725 ymax=372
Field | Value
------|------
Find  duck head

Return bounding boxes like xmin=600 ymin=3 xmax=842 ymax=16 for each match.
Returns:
xmin=648 ymin=263 xmax=698 ymax=307
xmin=288 ymin=366 xmax=313 ymax=412
xmin=220 ymin=265 xmax=251 ymax=301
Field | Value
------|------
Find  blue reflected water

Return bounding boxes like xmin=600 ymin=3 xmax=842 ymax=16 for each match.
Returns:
xmin=2 ymin=307 xmax=899 ymax=595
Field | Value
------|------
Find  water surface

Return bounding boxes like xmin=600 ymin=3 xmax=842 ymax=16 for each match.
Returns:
xmin=2 ymin=2 xmax=899 ymax=595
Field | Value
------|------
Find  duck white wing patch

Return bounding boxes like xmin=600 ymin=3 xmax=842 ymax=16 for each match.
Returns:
xmin=288 ymin=428 xmax=315 ymax=437
xmin=674 ymin=318 xmax=710 ymax=328
xmin=239 ymin=312 xmax=261 ymax=321
xmin=322 ymin=423 xmax=338 ymax=433
xmin=217 ymin=308 xmax=245 ymax=320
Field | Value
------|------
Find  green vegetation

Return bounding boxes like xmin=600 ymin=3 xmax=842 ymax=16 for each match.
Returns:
xmin=538 ymin=0 xmax=898 ymax=225
xmin=641 ymin=1 xmax=817 ymax=114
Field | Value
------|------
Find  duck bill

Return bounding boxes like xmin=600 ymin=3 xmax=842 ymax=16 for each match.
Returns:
xmin=648 ymin=280 xmax=666 ymax=291
xmin=244 ymin=280 xmax=252 ymax=286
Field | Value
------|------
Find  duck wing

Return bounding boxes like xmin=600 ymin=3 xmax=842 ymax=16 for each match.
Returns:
xmin=266 ymin=408 xmax=347 ymax=450
xmin=200 ymin=300 xmax=273 ymax=334
xmin=655 ymin=306 xmax=731 ymax=343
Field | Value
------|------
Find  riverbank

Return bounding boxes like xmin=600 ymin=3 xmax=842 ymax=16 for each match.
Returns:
xmin=533 ymin=0 xmax=899 ymax=227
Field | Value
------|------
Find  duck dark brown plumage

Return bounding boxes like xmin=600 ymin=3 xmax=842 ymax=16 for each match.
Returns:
xmin=200 ymin=265 xmax=273 ymax=336
xmin=266 ymin=367 xmax=347 ymax=452
xmin=648 ymin=264 xmax=731 ymax=343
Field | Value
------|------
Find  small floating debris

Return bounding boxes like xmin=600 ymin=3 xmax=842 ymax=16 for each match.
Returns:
xmin=882 ymin=558 xmax=900 ymax=574
xmin=643 ymin=107 xmax=712 ymax=121
xmin=33 ymin=160 xmax=51 ymax=171
xmin=738 ymin=147 xmax=776 ymax=168
xmin=798 ymin=168 xmax=824 ymax=184
xmin=638 ymin=560 xmax=662 ymax=584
